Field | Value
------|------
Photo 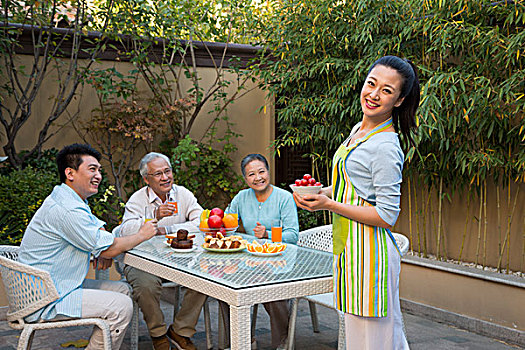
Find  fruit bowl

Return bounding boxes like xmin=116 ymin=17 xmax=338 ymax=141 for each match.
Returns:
xmin=199 ymin=226 xmax=238 ymax=235
xmin=289 ymin=184 xmax=323 ymax=195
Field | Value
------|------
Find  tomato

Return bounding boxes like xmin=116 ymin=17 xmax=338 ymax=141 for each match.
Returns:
xmin=303 ymin=174 xmax=312 ymax=180
xmin=300 ymin=179 xmax=308 ymax=186
xmin=308 ymin=178 xmax=316 ymax=185
xmin=295 ymin=179 xmax=302 ymax=186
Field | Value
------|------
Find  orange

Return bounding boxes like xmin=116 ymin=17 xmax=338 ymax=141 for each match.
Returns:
xmin=278 ymin=244 xmax=287 ymax=252
xmin=199 ymin=220 xmax=209 ymax=229
xmin=247 ymin=244 xmax=254 ymax=252
xmin=254 ymin=245 xmax=263 ymax=253
xmin=222 ymin=214 xmax=238 ymax=228
xmin=267 ymin=245 xmax=278 ymax=253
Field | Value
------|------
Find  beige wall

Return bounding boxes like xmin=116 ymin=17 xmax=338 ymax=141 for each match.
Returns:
xmin=395 ymin=181 xmax=524 ymax=272
xmin=1 ymin=56 xmax=275 ymax=183
xmin=400 ymin=262 xmax=525 ymax=331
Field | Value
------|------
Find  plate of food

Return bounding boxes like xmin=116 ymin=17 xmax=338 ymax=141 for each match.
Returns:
xmin=165 ymin=229 xmax=196 ymax=253
xmin=246 ymin=241 xmax=287 ymax=256
xmin=164 ymin=241 xmax=197 ymax=253
xmin=202 ymin=234 xmax=247 ymax=253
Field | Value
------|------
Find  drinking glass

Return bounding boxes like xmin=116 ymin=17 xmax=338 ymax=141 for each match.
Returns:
xmin=167 ymin=191 xmax=178 ymax=216
xmin=144 ymin=206 xmax=156 ymax=222
xmin=271 ymin=219 xmax=282 ymax=243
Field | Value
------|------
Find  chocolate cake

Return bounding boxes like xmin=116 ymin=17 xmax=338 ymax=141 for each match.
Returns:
xmin=167 ymin=229 xmax=194 ymax=249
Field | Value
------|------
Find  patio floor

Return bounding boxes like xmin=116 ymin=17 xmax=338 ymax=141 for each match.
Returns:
xmin=0 ymin=297 xmax=520 ymax=350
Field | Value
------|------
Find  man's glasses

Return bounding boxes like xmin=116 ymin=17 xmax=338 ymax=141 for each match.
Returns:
xmin=147 ymin=168 xmax=172 ymax=179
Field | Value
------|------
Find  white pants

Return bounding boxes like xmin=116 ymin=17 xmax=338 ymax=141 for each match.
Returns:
xmin=81 ymin=278 xmax=133 ymax=350
xmin=344 ymin=237 xmax=409 ymax=350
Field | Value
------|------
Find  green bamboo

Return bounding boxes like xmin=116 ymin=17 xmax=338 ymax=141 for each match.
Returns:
xmin=408 ymin=177 xmax=413 ymax=252
xmin=475 ymin=183 xmax=483 ymax=266
xmin=497 ymin=186 xmax=520 ymax=271
xmin=497 ymin=186 xmax=501 ymax=266
xmin=458 ymin=190 xmax=471 ymax=263
xmin=422 ymin=189 xmax=431 ymax=258
xmin=436 ymin=177 xmax=443 ymax=260
xmin=520 ymin=215 xmax=525 ymax=277
xmin=414 ymin=177 xmax=420 ymax=254
xmin=482 ymin=181 xmax=488 ymax=268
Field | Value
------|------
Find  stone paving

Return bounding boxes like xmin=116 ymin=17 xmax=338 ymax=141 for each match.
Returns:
xmin=0 ymin=298 xmax=520 ymax=350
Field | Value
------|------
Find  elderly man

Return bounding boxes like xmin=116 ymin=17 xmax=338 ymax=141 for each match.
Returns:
xmin=117 ymin=152 xmax=206 ymax=350
xmin=19 ymin=144 xmax=158 ymax=350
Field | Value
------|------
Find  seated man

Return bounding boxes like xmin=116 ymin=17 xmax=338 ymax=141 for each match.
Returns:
xmin=117 ymin=152 xmax=206 ymax=350
xmin=19 ymin=143 xmax=158 ymax=350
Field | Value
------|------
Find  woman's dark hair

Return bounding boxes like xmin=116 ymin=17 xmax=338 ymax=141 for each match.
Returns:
xmin=240 ymin=154 xmax=269 ymax=177
xmin=368 ymin=55 xmax=420 ymax=149
xmin=56 ymin=143 xmax=101 ymax=183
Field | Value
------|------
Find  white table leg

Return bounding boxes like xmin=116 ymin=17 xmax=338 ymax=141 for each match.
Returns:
xmin=230 ymin=304 xmax=251 ymax=350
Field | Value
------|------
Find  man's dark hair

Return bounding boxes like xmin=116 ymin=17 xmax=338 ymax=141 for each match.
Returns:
xmin=56 ymin=143 xmax=101 ymax=183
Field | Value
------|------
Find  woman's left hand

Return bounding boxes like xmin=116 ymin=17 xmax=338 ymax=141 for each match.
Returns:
xmin=253 ymin=222 xmax=267 ymax=238
xmin=293 ymin=192 xmax=332 ymax=212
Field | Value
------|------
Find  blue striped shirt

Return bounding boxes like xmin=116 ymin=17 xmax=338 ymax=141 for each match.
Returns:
xmin=19 ymin=184 xmax=114 ymax=321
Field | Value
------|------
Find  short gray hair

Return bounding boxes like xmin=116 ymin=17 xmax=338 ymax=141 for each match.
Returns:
xmin=139 ymin=152 xmax=172 ymax=178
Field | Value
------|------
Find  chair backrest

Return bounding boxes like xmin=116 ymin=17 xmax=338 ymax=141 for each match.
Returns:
xmin=0 ymin=245 xmax=19 ymax=261
xmin=392 ymin=233 xmax=410 ymax=256
xmin=297 ymin=226 xmax=410 ymax=257
xmin=0 ymin=245 xmax=59 ymax=327
xmin=297 ymin=224 xmax=333 ymax=253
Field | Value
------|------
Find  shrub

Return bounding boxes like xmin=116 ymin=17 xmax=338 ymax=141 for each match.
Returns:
xmin=170 ymin=135 xmax=244 ymax=208
xmin=0 ymin=167 xmax=58 ymax=244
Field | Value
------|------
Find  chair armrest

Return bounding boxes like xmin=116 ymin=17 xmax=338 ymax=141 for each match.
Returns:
xmin=0 ymin=256 xmax=59 ymax=322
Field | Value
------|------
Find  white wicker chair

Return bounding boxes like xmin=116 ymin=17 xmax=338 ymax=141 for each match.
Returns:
xmin=0 ymin=245 xmax=112 ymax=350
xmin=291 ymin=226 xmax=410 ymax=350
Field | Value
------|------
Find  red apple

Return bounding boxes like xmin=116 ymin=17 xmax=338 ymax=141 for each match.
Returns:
xmin=308 ymin=178 xmax=316 ymax=185
xmin=210 ymin=207 xmax=224 ymax=219
xmin=295 ymin=179 xmax=301 ymax=186
xmin=208 ymin=215 xmax=223 ymax=228
xmin=315 ymin=182 xmax=322 ymax=186
xmin=300 ymin=179 xmax=308 ymax=186
xmin=303 ymin=174 xmax=312 ymax=180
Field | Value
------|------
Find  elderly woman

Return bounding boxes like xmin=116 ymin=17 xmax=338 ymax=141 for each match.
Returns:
xmin=220 ymin=153 xmax=299 ymax=350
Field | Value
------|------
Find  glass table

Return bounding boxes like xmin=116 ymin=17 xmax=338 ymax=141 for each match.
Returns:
xmin=124 ymin=234 xmax=333 ymax=350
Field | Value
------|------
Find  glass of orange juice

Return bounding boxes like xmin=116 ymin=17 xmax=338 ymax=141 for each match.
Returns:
xmin=271 ymin=219 xmax=282 ymax=243
xmin=144 ymin=206 xmax=156 ymax=222
xmin=166 ymin=192 xmax=179 ymax=216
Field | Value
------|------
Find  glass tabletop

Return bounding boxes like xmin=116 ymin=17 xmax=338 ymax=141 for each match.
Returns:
xmin=127 ymin=233 xmax=333 ymax=290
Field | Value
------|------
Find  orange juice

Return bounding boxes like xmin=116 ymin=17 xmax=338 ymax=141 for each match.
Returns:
xmin=271 ymin=226 xmax=282 ymax=242
xmin=167 ymin=201 xmax=179 ymax=215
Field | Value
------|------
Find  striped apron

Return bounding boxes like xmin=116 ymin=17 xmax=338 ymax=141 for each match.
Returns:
xmin=332 ymin=118 xmax=400 ymax=317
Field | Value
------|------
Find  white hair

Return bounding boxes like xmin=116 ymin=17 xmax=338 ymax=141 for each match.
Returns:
xmin=139 ymin=152 xmax=172 ymax=177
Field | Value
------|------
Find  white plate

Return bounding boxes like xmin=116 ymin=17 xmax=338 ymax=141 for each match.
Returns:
xmin=247 ymin=250 xmax=284 ymax=257
xmin=164 ymin=241 xmax=197 ymax=253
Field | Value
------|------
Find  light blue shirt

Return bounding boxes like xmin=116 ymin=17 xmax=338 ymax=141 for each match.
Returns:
xmin=19 ymin=184 xmax=114 ymax=321
xmin=346 ymin=132 xmax=404 ymax=226
xmin=228 ymin=185 xmax=299 ymax=243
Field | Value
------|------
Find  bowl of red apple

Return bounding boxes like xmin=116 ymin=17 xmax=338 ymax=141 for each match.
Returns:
xmin=289 ymin=174 xmax=323 ymax=195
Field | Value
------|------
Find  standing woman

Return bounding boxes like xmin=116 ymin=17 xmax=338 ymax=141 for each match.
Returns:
xmin=294 ymin=56 xmax=419 ymax=349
